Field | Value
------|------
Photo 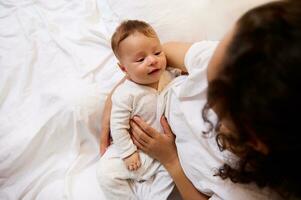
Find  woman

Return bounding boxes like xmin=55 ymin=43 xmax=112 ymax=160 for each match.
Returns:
xmin=103 ymin=0 xmax=301 ymax=199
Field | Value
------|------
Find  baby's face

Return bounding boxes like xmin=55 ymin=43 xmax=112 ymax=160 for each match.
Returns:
xmin=118 ymin=32 xmax=166 ymax=88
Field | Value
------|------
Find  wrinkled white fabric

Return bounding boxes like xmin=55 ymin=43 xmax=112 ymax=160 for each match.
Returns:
xmin=0 ymin=1 xmax=122 ymax=199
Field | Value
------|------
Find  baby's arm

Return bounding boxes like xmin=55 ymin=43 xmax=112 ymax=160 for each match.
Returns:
xmin=110 ymin=85 xmax=139 ymax=167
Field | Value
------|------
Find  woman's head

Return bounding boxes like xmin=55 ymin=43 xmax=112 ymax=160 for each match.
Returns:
xmin=204 ymin=0 xmax=301 ymax=197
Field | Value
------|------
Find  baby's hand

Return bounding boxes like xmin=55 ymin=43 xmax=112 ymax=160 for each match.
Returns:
xmin=123 ymin=151 xmax=141 ymax=171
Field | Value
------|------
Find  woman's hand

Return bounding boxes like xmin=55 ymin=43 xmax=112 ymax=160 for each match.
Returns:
xmin=131 ymin=116 xmax=209 ymax=200
xmin=130 ymin=116 xmax=178 ymax=168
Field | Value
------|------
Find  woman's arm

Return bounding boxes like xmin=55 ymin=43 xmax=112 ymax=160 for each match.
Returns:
xmin=130 ymin=116 xmax=209 ymax=200
xmin=165 ymin=157 xmax=208 ymax=200
xmin=99 ymin=76 xmax=126 ymax=156
xmin=163 ymin=42 xmax=192 ymax=73
xmin=99 ymin=94 xmax=112 ymax=156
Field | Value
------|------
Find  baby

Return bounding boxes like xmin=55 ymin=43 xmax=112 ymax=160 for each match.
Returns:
xmin=97 ymin=20 xmax=177 ymax=199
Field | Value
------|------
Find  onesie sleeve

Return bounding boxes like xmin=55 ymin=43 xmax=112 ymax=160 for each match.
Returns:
xmin=110 ymin=87 xmax=137 ymax=159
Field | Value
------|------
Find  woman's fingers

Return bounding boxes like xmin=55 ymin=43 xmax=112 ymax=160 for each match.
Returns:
xmin=132 ymin=135 xmax=146 ymax=151
xmin=132 ymin=116 xmax=158 ymax=138
xmin=130 ymin=116 xmax=178 ymax=165
xmin=160 ymin=116 xmax=174 ymax=136
xmin=130 ymin=121 xmax=151 ymax=147
xmin=130 ymin=120 xmax=151 ymax=145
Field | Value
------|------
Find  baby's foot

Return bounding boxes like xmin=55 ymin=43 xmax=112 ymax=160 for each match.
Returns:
xmin=124 ymin=151 xmax=141 ymax=171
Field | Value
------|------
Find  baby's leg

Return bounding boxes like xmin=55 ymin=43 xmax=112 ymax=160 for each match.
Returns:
xmin=134 ymin=163 xmax=175 ymax=200
xmin=96 ymin=156 xmax=136 ymax=200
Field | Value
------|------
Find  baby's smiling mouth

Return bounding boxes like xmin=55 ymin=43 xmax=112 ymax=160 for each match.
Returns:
xmin=148 ymin=68 xmax=160 ymax=75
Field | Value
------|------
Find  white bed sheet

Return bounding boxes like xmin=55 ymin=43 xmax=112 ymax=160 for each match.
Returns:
xmin=0 ymin=0 xmax=123 ymax=199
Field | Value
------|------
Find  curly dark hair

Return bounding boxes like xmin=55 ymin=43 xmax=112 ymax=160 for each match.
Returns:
xmin=202 ymin=0 xmax=301 ymax=198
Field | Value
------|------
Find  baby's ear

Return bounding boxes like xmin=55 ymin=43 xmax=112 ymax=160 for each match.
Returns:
xmin=118 ymin=63 xmax=127 ymax=73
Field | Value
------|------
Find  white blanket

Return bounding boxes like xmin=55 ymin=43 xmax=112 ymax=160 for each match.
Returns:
xmin=0 ymin=0 xmax=275 ymax=199
xmin=0 ymin=0 xmax=122 ymax=199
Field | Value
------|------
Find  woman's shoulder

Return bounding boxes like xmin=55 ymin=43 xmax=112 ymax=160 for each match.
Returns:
xmin=184 ymin=40 xmax=220 ymax=72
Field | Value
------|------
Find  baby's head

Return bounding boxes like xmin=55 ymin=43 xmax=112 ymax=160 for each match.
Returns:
xmin=111 ymin=20 xmax=166 ymax=89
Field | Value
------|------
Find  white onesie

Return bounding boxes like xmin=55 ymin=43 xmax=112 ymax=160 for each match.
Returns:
xmin=97 ymin=73 xmax=177 ymax=200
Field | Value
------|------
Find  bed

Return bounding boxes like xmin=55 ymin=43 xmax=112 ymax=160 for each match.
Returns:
xmin=0 ymin=0 xmax=273 ymax=199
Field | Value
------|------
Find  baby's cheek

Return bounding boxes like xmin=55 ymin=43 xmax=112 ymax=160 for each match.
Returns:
xmin=160 ymin=58 xmax=167 ymax=68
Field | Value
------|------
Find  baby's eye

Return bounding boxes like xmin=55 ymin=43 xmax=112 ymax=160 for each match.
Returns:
xmin=154 ymin=51 xmax=161 ymax=56
xmin=136 ymin=58 xmax=144 ymax=62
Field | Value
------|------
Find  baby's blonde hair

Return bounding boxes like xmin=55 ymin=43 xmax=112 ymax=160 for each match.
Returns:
xmin=111 ymin=20 xmax=157 ymax=58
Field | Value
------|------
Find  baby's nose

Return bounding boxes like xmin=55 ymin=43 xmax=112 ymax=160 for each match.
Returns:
xmin=146 ymin=55 xmax=157 ymax=65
